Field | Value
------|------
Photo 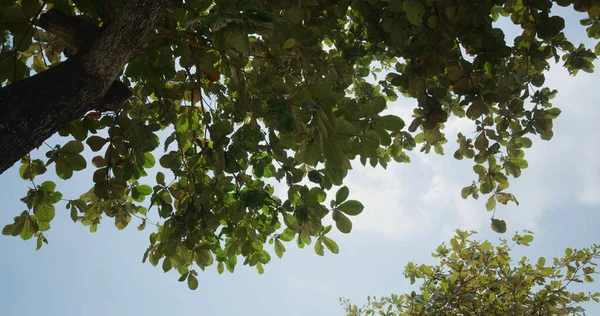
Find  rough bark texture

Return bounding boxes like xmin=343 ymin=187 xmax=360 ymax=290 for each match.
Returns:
xmin=0 ymin=0 xmax=173 ymax=175
xmin=38 ymin=9 xmax=133 ymax=111
xmin=81 ymin=0 xmax=172 ymax=81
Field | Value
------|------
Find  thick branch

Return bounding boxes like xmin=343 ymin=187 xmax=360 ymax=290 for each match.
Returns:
xmin=82 ymin=0 xmax=172 ymax=81
xmin=38 ymin=9 xmax=132 ymax=111
xmin=0 ymin=0 xmax=173 ymax=175
xmin=38 ymin=9 xmax=102 ymax=56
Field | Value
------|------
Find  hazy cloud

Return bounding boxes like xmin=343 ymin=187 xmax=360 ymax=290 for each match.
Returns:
xmin=345 ymin=61 xmax=600 ymax=242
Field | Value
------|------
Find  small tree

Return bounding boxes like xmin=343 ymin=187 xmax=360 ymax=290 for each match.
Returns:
xmin=341 ymin=231 xmax=600 ymax=315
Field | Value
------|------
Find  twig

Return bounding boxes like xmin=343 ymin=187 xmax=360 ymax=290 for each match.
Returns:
xmin=0 ymin=1 xmax=47 ymax=64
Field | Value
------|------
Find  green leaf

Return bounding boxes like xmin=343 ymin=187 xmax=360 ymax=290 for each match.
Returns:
xmin=491 ymin=218 xmax=507 ymax=234
xmin=274 ymin=239 xmax=285 ymax=258
xmin=286 ymin=6 xmax=303 ymax=24
xmin=474 ymin=133 xmax=489 ymax=151
xmin=91 ymin=156 xmax=106 ymax=168
xmin=283 ymin=38 xmax=296 ymax=49
xmin=512 ymin=159 xmax=528 ymax=169
xmin=337 ymin=200 xmax=364 ymax=216
xmin=308 ymin=187 xmax=326 ymax=204
xmin=36 ymin=235 xmax=43 ymax=250
xmin=161 ymin=221 xmax=172 ymax=243
xmin=388 ymin=0 xmax=403 ymax=12
xmin=41 ymin=181 xmax=56 ymax=192
xmin=11 ymin=217 xmax=25 ymax=236
xmin=307 ymin=170 xmax=322 ymax=183
xmin=37 ymin=221 xmax=50 ymax=232
xmin=156 ymin=46 xmax=173 ymax=68
xmin=143 ymin=152 xmax=156 ymax=168
xmin=162 ymin=257 xmax=172 ymax=272
xmin=505 ymin=162 xmax=522 ymax=178
xmin=522 ymin=234 xmax=534 ymax=243
xmin=126 ymin=57 xmax=145 ymax=77
xmin=380 ymin=115 xmax=405 ymax=132
xmin=314 ymin=239 xmax=324 ymax=256
xmin=538 ymin=16 xmax=565 ymax=39
xmin=187 ymin=274 xmax=199 ymax=290
xmin=547 ymin=108 xmax=562 ymax=119
xmin=138 ymin=206 xmax=148 ymax=217
xmin=1 ymin=7 xmax=26 ymax=26
xmin=278 ymin=228 xmax=295 ymax=241
xmin=20 ymin=217 xmax=34 ymax=240
xmin=227 ymin=33 xmax=250 ymax=55
xmin=332 ymin=210 xmax=352 ymax=233
xmin=21 ymin=0 xmax=42 ymax=18
xmin=335 ymin=186 xmax=349 ymax=204
xmin=19 ymin=158 xmax=46 ymax=180
xmin=177 ymin=272 xmax=188 ymax=282
xmin=210 ymin=120 xmax=233 ymax=141
xmin=541 ymin=267 xmax=554 ymax=276
xmin=55 ymin=159 xmax=73 ymax=179
xmin=485 ymin=195 xmax=496 ymax=211
xmin=473 ymin=165 xmax=487 ymax=176
xmin=461 ymin=186 xmax=471 ymax=199
xmin=86 ymin=136 xmax=108 ymax=152
xmin=256 ymin=263 xmax=264 ymax=274
xmin=62 ymin=141 xmax=84 ymax=154
xmin=306 ymin=140 xmax=322 ymax=165
xmin=156 ymin=172 xmax=166 ymax=186
xmin=481 ymin=179 xmax=494 ymax=194
xmin=136 ymin=185 xmax=153 ymax=196
xmin=403 ymin=0 xmax=425 ymax=26
xmin=13 ymin=27 xmax=33 ymax=52
xmin=520 ymin=137 xmax=533 ymax=148
xmin=69 ymin=203 xmax=80 ymax=222
xmin=323 ymin=137 xmax=345 ymax=166
xmin=35 ymin=203 xmax=55 ymax=222
xmin=49 ymin=191 xmax=62 ymax=204
xmin=322 ymin=236 xmax=339 ymax=254
xmin=67 ymin=154 xmax=87 ymax=171
xmin=115 ymin=216 xmax=129 ymax=230
xmin=195 ymin=249 xmax=212 ymax=267
xmin=2 ymin=224 xmax=13 ymax=236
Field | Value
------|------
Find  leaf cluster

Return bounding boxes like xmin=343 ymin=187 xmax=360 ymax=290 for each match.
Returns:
xmin=341 ymin=230 xmax=600 ymax=316
xmin=1 ymin=0 xmax=599 ymax=284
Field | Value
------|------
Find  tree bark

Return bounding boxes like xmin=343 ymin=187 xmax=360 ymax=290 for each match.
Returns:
xmin=38 ymin=9 xmax=133 ymax=111
xmin=0 ymin=0 xmax=173 ymax=175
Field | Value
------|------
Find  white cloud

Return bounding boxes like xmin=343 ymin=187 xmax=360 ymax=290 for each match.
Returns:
xmin=345 ymin=60 xmax=600 ymax=241
xmin=542 ymin=67 xmax=600 ymax=205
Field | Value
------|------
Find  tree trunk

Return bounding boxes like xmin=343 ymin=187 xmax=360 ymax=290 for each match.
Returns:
xmin=0 ymin=0 xmax=173 ymax=175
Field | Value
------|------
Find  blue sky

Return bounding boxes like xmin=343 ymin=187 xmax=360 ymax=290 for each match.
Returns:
xmin=1 ymin=9 xmax=600 ymax=316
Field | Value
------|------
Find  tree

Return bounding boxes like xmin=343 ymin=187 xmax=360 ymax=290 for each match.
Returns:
xmin=341 ymin=230 xmax=600 ymax=315
xmin=0 ymin=0 xmax=598 ymax=287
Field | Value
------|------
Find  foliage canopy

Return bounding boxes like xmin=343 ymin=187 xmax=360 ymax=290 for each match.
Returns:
xmin=341 ymin=231 xmax=600 ymax=315
xmin=1 ymin=0 xmax=599 ymax=286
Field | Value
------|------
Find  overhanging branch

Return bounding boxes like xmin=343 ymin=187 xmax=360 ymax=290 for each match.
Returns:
xmin=0 ymin=0 xmax=173 ymax=175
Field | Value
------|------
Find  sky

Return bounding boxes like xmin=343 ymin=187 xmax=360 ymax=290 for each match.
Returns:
xmin=1 ymin=8 xmax=599 ymax=316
